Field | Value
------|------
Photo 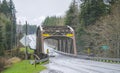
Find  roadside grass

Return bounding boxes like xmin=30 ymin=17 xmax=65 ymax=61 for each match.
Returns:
xmin=20 ymin=47 xmax=34 ymax=54
xmin=2 ymin=60 xmax=46 ymax=73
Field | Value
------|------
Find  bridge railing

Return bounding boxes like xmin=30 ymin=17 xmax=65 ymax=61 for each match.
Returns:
xmin=54 ymin=50 xmax=120 ymax=64
xmin=85 ymin=56 xmax=120 ymax=64
xmin=77 ymin=55 xmax=120 ymax=63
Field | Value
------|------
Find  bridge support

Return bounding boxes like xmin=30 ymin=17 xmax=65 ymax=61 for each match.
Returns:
xmin=57 ymin=39 xmax=60 ymax=51
xmin=65 ymin=39 xmax=68 ymax=53
xmin=73 ymin=31 xmax=77 ymax=56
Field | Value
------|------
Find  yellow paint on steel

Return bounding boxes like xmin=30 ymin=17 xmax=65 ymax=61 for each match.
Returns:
xmin=42 ymin=34 xmax=50 ymax=37
xmin=66 ymin=34 xmax=73 ymax=37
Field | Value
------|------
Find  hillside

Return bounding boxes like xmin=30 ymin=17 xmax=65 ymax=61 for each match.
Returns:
xmin=81 ymin=1 xmax=120 ymax=58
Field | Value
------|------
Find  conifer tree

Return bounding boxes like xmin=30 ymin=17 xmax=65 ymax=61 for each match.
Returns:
xmin=9 ymin=0 xmax=17 ymax=49
xmin=0 ymin=25 xmax=4 ymax=55
xmin=65 ymin=0 xmax=79 ymax=28
xmin=79 ymin=0 xmax=109 ymax=26
xmin=0 ymin=0 xmax=10 ymax=16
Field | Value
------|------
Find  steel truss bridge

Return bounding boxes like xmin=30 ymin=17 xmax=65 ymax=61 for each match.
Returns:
xmin=36 ymin=25 xmax=77 ymax=58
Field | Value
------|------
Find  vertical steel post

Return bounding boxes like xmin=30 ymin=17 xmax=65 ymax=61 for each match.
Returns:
xmin=40 ymin=26 xmax=44 ymax=54
xmin=62 ymin=39 xmax=65 ymax=52
xmin=25 ymin=21 xmax=28 ymax=59
xmin=61 ymin=39 xmax=63 ymax=52
xmin=73 ymin=31 xmax=77 ymax=56
xmin=58 ymin=39 xmax=60 ymax=51
xmin=68 ymin=39 xmax=70 ymax=53
xmin=65 ymin=39 xmax=68 ymax=53
xmin=41 ymin=34 xmax=44 ymax=53
xmin=70 ymin=39 xmax=73 ymax=54
xmin=59 ymin=40 xmax=61 ymax=51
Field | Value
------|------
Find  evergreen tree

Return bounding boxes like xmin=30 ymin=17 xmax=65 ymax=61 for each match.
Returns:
xmin=0 ymin=25 xmax=4 ymax=55
xmin=0 ymin=0 xmax=10 ymax=16
xmin=22 ymin=24 xmax=37 ymax=34
xmin=0 ymin=0 xmax=16 ymax=56
xmin=5 ymin=22 xmax=12 ymax=50
xmin=0 ymin=13 xmax=11 ymax=54
xmin=0 ymin=0 xmax=16 ymax=50
xmin=79 ymin=0 xmax=109 ymax=26
xmin=65 ymin=0 xmax=79 ymax=28
xmin=9 ymin=0 xmax=17 ymax=49
xmin=43 ymin=16 xmax=64 ymax=26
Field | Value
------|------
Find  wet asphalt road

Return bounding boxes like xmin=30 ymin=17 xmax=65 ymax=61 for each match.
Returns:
xmin=40 ymin=52 xmax=120 ymax=73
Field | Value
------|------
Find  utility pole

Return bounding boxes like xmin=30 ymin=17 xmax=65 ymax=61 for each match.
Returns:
xmin=25 ymin=21 xmax=28 ymax=59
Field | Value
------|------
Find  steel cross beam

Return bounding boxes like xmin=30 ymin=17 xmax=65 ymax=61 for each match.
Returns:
xmin=36 ymin=25 xmax=77 ymax=57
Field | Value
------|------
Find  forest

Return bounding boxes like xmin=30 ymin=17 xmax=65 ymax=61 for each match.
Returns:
xmin=0 ymin=0 xmax=120 ymax=72
xmin=43 ymin=0 xmax=120 ymax=58
xmin=0 ymin=0 xmax=119 ymax=62
xmin=0 ymin=0 xmax=16 ymax=55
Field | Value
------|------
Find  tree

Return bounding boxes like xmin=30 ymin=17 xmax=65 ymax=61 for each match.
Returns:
xmin=43 ymin=16 xmax=64 ymax=26
xmin=65 ymin=0 xmax=79 ymax=28
xmin=0 ymin=0 xmax=10 ymax=16
xmin=0 ymin=25 xmax=4 ymax=55
xmin=76 ymin=0 xmax=110 ymax=55
xmin=79 ymin=0 xmax=109 ymax=26
xmin=76 ymin=0 xmax=120 ymax=57
xmin=0 ymin=0 xmax=16 ymax=50
xmin=0 ymin=0 xmax=17 ymax=56
xmin=22 ymin=24 xmax=37 ymax=34
xmin=9 ymin=0 xmax=17 ymax=49
xmin=0 ymin=13 xmax=11 ymax=55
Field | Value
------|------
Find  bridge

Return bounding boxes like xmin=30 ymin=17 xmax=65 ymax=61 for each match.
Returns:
xmin=36 ymin=25 xmax=77 ymax=58
xmin=19 ymin=26 xmax=120 ymax=73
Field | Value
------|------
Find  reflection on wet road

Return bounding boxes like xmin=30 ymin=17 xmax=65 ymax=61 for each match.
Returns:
xmin=41 ymin=50 xmax=120 ymax=73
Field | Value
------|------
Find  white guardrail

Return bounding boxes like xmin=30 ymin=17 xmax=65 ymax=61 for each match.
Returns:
xmin=54 ymin=50 xmax=120 ymax=64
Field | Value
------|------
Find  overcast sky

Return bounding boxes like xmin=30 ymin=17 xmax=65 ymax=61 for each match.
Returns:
xmin=12 ymin=0 xmax=72 ymax=25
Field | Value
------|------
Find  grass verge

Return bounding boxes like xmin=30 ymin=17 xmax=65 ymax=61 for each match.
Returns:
xmin=2 ymin=60 xmax=46 ymax=73
xmin=20 ymin=47 xmax=34 ymax=54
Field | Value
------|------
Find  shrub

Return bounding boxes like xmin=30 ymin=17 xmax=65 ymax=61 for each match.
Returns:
xmin=0 ymin=57 xmax=6 ymax=72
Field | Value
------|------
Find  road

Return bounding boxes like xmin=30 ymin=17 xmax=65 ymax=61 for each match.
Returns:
xmin=21 ymin=35 xmax=120 ymax=73
xmin=40 ymin=50 xmax=120 ymax=73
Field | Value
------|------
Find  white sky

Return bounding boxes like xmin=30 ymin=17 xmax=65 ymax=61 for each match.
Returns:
xmin=12 ymin=0 xmax=72 ymax=25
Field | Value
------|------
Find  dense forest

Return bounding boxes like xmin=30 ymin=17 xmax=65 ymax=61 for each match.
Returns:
xmin=43 ymin=0 xmax=120 ymax=58
xmin=0 ymin=0 xmax=16 ymax=56
xmin=0 ymin=0 xmax=38 ymax=56
xmin=22 ymin=24 xmax=37 ymax=34
xmin=77 ymin=0 xmax=120 ymax=58
xmin=0 ymin=0 xmax=119 ymax=58
xmin=43 ymin=16 xmax=65 ymax=26
xmin=0 ymin=0 xmax=120 ymax=72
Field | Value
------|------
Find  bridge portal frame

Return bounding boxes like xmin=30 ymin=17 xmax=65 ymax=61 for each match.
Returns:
xmin=36 ymin=25 xmax=77 ymax=58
